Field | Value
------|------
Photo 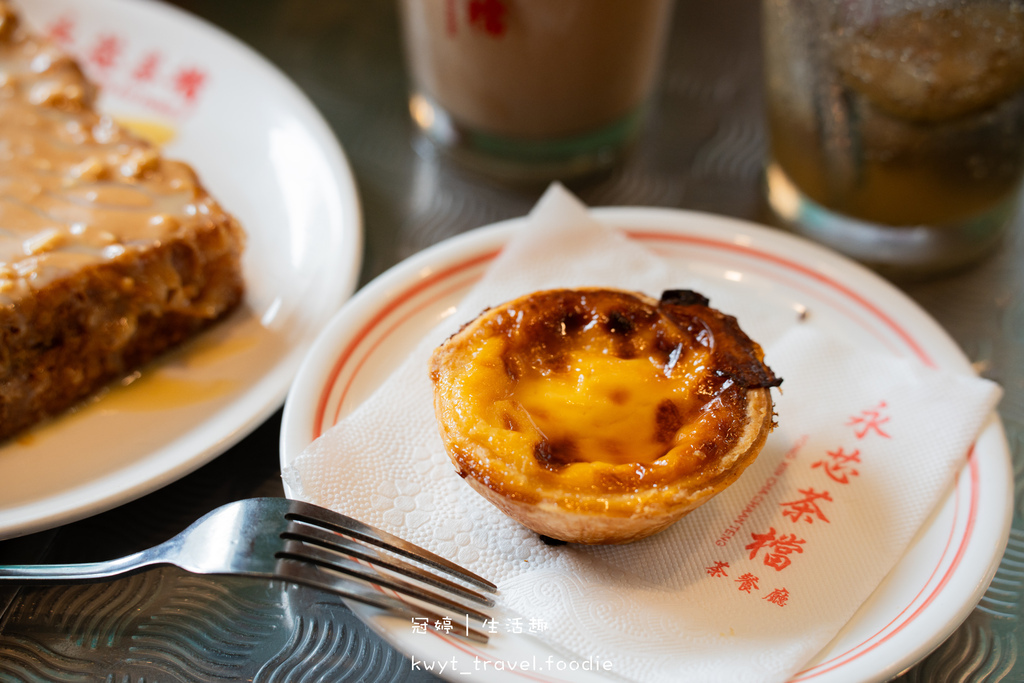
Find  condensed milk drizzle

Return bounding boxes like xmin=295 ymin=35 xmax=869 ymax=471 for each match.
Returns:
xmin=0 ymin=5 xmax=227 ymax=305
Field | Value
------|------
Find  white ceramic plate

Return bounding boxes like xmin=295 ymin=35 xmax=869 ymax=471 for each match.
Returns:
xmin=0 ymin=0 xmax=362 ymax=538
xmin=281 ymin=208 xmax=1011 ymax=683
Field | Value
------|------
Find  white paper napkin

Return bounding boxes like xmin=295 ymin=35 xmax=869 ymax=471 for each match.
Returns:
xmin=283 ymin=184 xmax=1002 ymax=683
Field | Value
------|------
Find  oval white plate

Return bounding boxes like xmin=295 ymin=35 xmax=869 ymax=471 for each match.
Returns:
xmin=281 ymin=210 xmax=1011 ymax=683
xmin=0 ymin=0 xmax=362 ymax=538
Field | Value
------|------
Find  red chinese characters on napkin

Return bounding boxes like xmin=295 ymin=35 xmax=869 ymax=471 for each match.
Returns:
xmin=706 ymin=400 xmax=904 ymax=606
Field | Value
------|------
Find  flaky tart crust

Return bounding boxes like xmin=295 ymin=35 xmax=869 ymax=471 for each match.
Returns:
xmin=430 ymin=288 xmax=781 ymax=545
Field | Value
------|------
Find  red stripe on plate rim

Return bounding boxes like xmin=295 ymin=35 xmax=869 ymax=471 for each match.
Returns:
xmin=312 ymin=249 xmax=499 ymax=438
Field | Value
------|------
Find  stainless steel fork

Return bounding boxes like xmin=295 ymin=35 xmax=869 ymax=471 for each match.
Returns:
xmin=0 ymin=497 xmax=497 ymax=642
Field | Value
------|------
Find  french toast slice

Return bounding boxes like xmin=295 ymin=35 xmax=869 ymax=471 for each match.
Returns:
xmin=0 ymin=3 xmax=246 ymax=441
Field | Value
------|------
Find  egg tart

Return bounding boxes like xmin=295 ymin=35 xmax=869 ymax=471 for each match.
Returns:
xmin=429 ymin=288 xmax=781 ymax=545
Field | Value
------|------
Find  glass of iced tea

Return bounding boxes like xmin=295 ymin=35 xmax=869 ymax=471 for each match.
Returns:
xmin=762 ymin=0 xmax=1024 ymax=278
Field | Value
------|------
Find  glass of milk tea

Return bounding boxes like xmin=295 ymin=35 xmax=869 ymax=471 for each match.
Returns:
xmin=399 ymin=0 xmax=675 ymax=183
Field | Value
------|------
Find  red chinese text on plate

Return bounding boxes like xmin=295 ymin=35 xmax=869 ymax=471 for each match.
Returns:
xmin=44 ymin=11 xmax=209 ymax=119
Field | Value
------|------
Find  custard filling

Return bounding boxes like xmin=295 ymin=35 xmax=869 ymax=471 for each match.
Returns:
xmin=513 ymin=341 xmax=712 ymax=466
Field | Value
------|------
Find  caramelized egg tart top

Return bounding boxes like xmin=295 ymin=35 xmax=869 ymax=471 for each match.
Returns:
xmin=430 ymin=288 xmax=781 ymax=544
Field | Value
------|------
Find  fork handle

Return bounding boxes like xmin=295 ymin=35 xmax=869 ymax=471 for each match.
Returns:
xmin=0 ymin=550 xmax=160 ymax=583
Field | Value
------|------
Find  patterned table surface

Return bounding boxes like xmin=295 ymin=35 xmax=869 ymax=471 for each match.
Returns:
xmin=1 ymin=0 xmax=1022 ymax=681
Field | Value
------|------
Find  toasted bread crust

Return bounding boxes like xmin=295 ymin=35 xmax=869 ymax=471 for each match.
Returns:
xmin=0 ymin=217 xmax=244 ymax=440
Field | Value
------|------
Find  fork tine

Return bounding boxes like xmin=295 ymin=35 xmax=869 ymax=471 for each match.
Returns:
xmin=275 ymin=558 xmax=492 ymax=644
xmin=284 ymin=499 xmax=497 ymax=593
xmin=283 ymin=521 xmax=495 ymax=607
xmin=278 ymin=539 xmax=491 ymax=622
